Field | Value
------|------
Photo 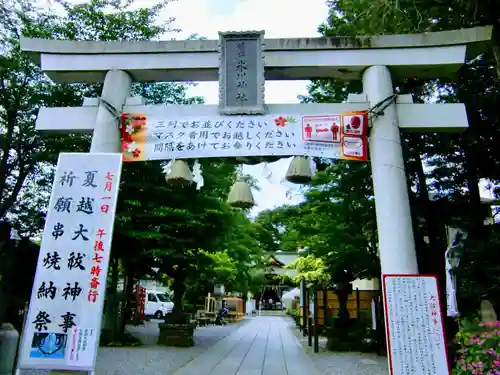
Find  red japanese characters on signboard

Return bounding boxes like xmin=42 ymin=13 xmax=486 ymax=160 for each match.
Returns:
xmin=19 ymin=153 xmax=123 ymax=372
xmin=87 ymin=171 xmax=115 ymax=304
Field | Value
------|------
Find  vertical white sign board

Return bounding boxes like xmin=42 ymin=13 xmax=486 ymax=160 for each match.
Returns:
xmin=18 ymin=153 xmax=122 ymax=372
xmin=383 ymin=275 xmax=450 ymax=375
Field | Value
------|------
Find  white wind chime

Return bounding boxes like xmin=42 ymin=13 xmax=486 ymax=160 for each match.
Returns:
xmin=162 ymin=156 xmax=317 ymax=208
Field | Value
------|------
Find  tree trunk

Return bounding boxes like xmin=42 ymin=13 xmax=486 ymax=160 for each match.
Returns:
xmin=104 ymin=257 xmax=119 ymax=341
xmin=118 ymin=267 xmax=135 ymax=339
xmin=171 ymin=271 xmax=187 ymax=323
xmin=335 ymin=282 xmax=351 ymax=322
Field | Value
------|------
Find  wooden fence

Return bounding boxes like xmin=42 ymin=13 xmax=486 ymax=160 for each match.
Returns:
xmin=299 ymin=289 xmax=379 ymax=329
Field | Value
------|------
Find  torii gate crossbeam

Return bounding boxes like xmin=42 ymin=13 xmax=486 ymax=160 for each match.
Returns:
xmin=20 ymin=26 xmax=492 ymax=276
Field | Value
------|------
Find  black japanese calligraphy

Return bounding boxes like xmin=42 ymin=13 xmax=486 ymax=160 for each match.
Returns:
xmin=37 ymin=281 xmax=57 ymax=300
xmin=72 ymin=224 xmax=89 ymax=241
xmin=33 ymin=311 xmax=51 ymax=331
xmin=59 ymin=312 xmax=76 ymax=333
xmin=235 ymin=42 xmax=248 ymax=103
xmin=52 ymin=222 xmax=64 ymax=240
xmin=76 ymin=197 xmax=94 ymax=215
xmin=82 ymin=170 xmax=98 ymax=188
xmin=68 ymin=252 xmax=86 ymax=270
xmin=59 ymin=171 xmax=77 ymax=187
xmin=62 ymin=282 xmax=82 ymax=301
xmin=53 ymin=197 xmax=72 ymax=213
xmin=42 ymin=252 xmax=61 ymax=270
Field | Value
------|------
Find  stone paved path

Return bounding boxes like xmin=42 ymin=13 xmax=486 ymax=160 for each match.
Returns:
xmin=21 ymin=316 xmax=389 ymax=375
xmin=172 ymin=316 xmax=320 ymax=375
xmin=21 ymin=320 xmax=246 ymax=375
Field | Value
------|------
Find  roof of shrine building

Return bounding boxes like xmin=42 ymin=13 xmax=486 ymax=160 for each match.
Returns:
xmin=21 ymin=26 xmax=492 ymax=84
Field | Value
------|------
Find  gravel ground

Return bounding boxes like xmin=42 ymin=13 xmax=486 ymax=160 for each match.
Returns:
xmin=285 ymin=318 xmax=389 ymax=375
xmin=21 ymin=319 xmax=248 ymax=375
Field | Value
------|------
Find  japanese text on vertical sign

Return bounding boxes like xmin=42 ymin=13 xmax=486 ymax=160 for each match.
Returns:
xmin=19 ymin=153 xmax=122 ymax=371
xmin=383 ymin=275 xmax=448 ymax=375
xmin=235 ymin=42 xmax=248 ymax=103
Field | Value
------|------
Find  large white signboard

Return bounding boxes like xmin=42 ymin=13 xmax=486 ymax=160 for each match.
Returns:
xmin=383 ymin=275 xmax=450 ymax=375
xmin=19 ymin=153 xmax=123 ymax=371
xmin=120 ymin=112 xmax=369 ymax=163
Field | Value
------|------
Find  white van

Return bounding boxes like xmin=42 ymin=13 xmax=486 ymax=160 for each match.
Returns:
xmin=145 ymin=290 xmax=174 ymax=319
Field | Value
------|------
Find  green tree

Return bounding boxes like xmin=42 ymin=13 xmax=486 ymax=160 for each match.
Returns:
xmin=0 ymin=0 xmax=199 ymax=235
xmin=0 ymin=0 xmax=209 ymax=339
xmin=286 ymin=255 xmax=331 ymax=286
xmin=324 ymin=0 xmax=500 ymax=317
xmin=118 ymin=159 xmax=240 ymax=323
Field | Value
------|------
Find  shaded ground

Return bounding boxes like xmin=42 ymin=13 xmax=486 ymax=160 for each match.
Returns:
xmin=285 ymin=318 xmax=389 ymax=375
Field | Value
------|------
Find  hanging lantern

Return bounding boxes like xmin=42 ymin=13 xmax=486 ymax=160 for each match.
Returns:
xmin=227 ymin=178 xmax=255 ymax=209
xmin=285 ymin=156 xmax=313 ymax=184
xmin=166 ymin=159 xmax=194 ymax=186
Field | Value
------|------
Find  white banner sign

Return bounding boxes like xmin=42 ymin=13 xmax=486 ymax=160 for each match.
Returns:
xmin=19 ymin=153 xmax=122 ymax=371
xmin=120 ymin=112 xmax=369 ymax=162
xmin=383 ymin=275 xmax=449 ymax=375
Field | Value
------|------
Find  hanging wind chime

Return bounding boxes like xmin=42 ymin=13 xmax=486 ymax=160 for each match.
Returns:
xmin=165 ymin=159 xmax=194 ymax=187
xmin=227 ymin=165 xmax=255 ymax=209
xmin=285 ymin=156 xmax=314 ymax=184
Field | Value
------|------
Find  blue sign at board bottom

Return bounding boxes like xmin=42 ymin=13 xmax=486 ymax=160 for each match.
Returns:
xmin=30 ymin=332 xmax=67 ymax=359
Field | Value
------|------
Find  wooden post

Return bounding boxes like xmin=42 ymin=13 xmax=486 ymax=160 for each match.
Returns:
xmin=356 ymin=288 xmax=361 ymax=319
xmin=323 ymin=288 xmax=328 ymax=327
xmin=313 ymin=288 xmax=319 ymax=353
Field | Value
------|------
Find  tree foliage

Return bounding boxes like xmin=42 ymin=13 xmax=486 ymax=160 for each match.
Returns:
xmin=286 ymin=255 xmax=331 ymax=286
xmin=0 ymin=0 xmax=202 ymax=235
xmin=314 ymin=0 xmax=500 ymax=317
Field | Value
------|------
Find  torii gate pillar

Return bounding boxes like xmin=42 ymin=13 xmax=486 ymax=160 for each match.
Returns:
xmin=363 ymin=65 xmax=418 ymax=274
xmin=90 ymin=70 xmax=132 ymax=153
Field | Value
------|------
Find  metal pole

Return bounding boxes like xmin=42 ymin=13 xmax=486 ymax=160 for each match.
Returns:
xmin=303 ymin=284 xmax=308 ymax=337
xmin=308 ymin=316 xmax=312 ymax=347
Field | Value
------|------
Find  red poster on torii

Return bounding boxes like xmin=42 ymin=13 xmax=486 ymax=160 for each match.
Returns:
xmin=301 ymin=111 xmax=369 ymax=161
